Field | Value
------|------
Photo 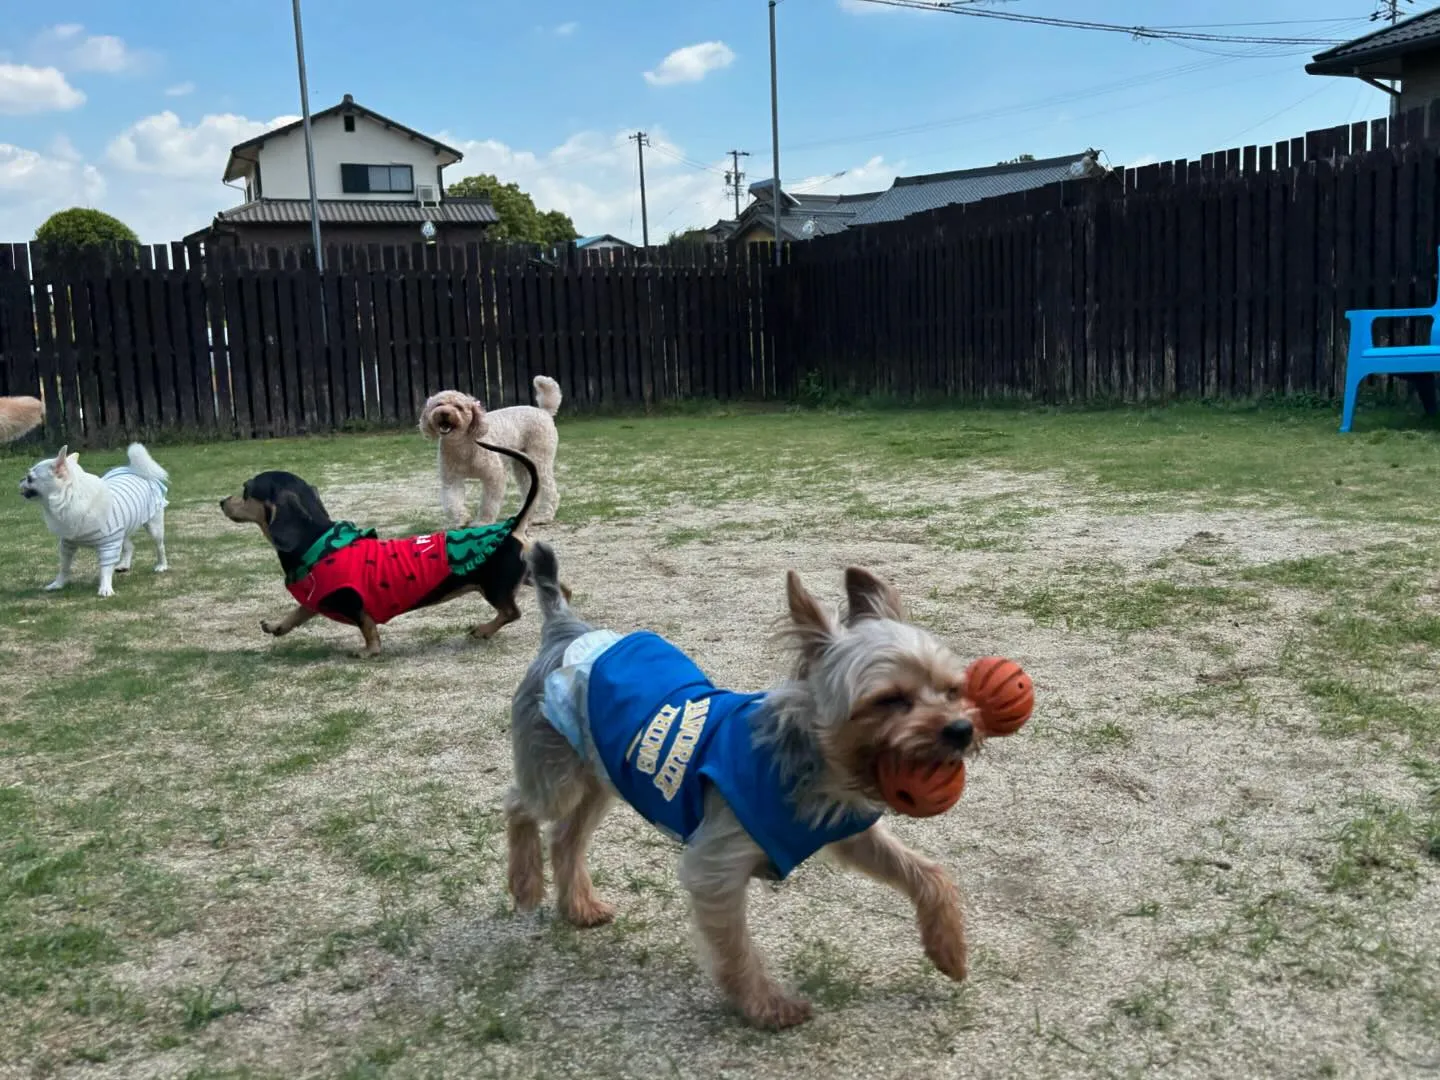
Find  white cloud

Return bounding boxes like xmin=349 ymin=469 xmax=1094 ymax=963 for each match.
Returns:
xmin=0 ymin=140 xmax=105 ymax=238
xmin=165 ymin=81 xmax=195 ymax=97
xmin=105 ymin=110 xmax=297 ymax=180
xmin=439 ymin=129 xmax=901 ymax=244
xmin=0 ymin=111 xmax=897 ymax=246
xmin=33 ymin=24 xmax=148 ymax=74
xmin=87 ymin=110 xmax=295 ymax=240
xmin=555 ymin=22 xmax=579 ymax=36
xmin=643 ymin=42 xmax=735 ymax=87
xmin=0 ymin=63 xmax=85 ymax=114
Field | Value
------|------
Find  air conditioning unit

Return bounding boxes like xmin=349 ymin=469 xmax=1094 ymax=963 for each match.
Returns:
xmin=416 ymin=183 xmax=440 ymax=206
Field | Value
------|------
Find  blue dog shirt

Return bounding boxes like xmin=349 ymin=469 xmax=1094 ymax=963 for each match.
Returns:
xmin=570 ymin=630 xmax=880 ymax=879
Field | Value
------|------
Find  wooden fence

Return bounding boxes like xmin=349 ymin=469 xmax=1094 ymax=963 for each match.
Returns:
xmin=0 ymin=241 xmax=780 ymax=446
xmin=775 ymin=104 xmax=1440 ymax=402
xmin=7 ymin=105 xmax=1440 ymax=445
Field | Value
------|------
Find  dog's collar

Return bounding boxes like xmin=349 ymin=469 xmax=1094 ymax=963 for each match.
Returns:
xmin=286 ymin=521 xmax=375 ymax=584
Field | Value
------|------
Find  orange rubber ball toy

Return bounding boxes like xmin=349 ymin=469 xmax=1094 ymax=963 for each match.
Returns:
xmin=965 ymin=656 xmax=1033 ymax=737
xmin=876 ymin=755 xmax=966 ymax=818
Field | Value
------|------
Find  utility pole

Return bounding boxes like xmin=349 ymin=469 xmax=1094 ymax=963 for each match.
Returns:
xmin=291 ymin=0 xmax=323 ymax=272
xmin=630 ymin=131 xmax=650 ymax=249
xmin=725 ymin=149 xmax=751 ymax=218
xmin=768 ymin=0 xmax=782 ymax=265
xmin=1373 ymin=0 xmax=1412 ymax=115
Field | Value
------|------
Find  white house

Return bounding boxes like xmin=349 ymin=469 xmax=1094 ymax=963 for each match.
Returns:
xmin=186 ymin=93 xmax=498 ymax=253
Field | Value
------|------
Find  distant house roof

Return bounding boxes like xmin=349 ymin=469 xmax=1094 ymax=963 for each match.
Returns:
xmin=222 ymin=93 xmax=464 ymax=182
xmin=576 ymin=234 xmax=636 ymax=248
xmin=205 ymin=197 xmax=498 ymax=227
xmin=849 ymin=151 xmax=1100 ymax=227
xmin=1307 ymin=6 xmax=1440 ymax=79
xmin=733 ymin=186 xmax=884 ymax=241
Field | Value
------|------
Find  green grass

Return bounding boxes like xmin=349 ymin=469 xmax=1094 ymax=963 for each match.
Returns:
xmin=2 ymin=401 xmax=1440 ymax=1076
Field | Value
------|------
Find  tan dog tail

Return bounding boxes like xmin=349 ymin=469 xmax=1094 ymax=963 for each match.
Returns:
xmin=0 ymin=396 xmax=44 ymax=442
xmin=475 ymin=441 xmax=542 ymax=534
xmin=531 ymin=375 xmax=562 ymax=416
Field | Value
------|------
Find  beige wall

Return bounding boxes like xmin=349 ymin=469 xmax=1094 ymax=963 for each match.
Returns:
xmin=237 ymin=112 xmax=452 ymax=202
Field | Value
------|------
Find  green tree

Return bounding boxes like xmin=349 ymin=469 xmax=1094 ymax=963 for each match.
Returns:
xmin=666 ymin=226 xmax=712 ymax=246
xmin=446 ymin=174 xmax=578 ymax=244
xmin=34 ymin=207 xmax=139 ymax=253
xmin=997 ymin=153 xmax=1037 ymax=165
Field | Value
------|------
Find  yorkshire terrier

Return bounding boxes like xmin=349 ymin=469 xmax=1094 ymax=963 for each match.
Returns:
xmin=503 ymin=542 xmax=978 ymax=1029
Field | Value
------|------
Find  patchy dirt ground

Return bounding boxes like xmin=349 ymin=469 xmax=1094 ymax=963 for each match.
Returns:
xmin=2 ymin=421 xmax=1437 ymax=1080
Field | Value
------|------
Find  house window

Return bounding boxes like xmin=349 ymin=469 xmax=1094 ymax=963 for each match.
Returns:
xmin=340 ymin=163 xmax=414 ymax=194
xmin=343 ymin=114 xmax=355 ymax=132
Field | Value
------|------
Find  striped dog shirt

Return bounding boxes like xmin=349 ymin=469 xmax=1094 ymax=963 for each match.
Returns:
xmin=76 ymin=467 xmax=168 ymax=565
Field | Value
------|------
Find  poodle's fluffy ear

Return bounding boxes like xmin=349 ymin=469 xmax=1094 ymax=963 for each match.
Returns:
xmin=466 ymin=399 xmax=487 ymax=435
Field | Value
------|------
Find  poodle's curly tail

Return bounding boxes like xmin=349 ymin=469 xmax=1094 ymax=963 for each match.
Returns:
xmin=532 ymin=376 xmax=562 ymax=416
xmin=0 ymin=395 xmax=44 ymax=443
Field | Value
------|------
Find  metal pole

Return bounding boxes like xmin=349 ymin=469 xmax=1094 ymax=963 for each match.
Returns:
xmin=769 ymin=0 xmax=782 ymax=265
xmin=292 ymin=0 xmax=324 ymax=272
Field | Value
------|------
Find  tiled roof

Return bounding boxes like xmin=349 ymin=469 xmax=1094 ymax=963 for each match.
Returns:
xmin=212 ymin=198 xmax=498 ymax=226
xmin=735 ymin=189 xmax=884 ymax=240
xmin=576 ymin=234 xmax=635 ymax=248
xmin=849 ymin=152 xmax=1099 ymax=226
xmin=1307 ymin=6 xmax=1440 ymax=77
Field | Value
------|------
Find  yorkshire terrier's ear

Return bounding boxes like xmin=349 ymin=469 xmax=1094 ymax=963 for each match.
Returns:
xmin=843 ymin=566 xmax=905 ymax=625
xmin=784 ymin=570 xmax=834 ymax=669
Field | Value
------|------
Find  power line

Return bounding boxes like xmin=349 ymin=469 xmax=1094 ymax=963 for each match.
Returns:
xmin=844 ymin=0 xmax=1350 ymax=45
xmin=645 ymin=142 xmax=726 ymax=175
xmin=1372 ymin=1 xmax=1414 ymax=26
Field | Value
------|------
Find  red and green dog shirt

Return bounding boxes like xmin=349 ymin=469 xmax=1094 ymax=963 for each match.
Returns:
xmin=284 ymin=519 xmax=516 ymax=625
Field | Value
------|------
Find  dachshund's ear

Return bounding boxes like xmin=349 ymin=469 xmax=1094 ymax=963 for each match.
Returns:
xmin=266 ymin=489 xmax=320 ymax=555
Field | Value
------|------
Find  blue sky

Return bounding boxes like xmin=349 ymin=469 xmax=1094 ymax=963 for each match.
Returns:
xmin=0 ymin=1 xmax=1396 ymax=243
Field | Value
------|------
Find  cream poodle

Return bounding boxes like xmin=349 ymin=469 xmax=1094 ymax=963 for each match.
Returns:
xmin=419 ymin=376 xmax=562 ymax=526
xmin=0 ymin=396 xmax=44 ymax=442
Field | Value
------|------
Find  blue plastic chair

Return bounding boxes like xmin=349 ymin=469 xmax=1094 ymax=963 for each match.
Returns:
xmin=1341 ymin=247 xmax=1440 ymax=432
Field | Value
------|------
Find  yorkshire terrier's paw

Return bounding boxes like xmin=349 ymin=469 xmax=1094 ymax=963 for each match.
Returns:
xmin=508 ymin=864 xmax=545 ymax=912
xmin=921 ymin=919 xmax=969 ymax=982
xmin=740 ymin=989 xmax=813 ymax=1030
xmin=561 ymin=894 xmax=616 ymax=928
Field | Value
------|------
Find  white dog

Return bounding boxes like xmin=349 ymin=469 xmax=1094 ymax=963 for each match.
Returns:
xmin=19 ymin=443 xmax=170 ymax=597
xmin=419 ymin=376 xmax=562 ymax=526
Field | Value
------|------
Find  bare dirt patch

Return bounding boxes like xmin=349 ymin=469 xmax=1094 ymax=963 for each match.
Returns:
xmin=5 ymin=446 xmax=1437 ymax=1080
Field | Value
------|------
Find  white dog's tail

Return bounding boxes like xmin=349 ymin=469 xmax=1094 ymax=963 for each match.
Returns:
xmin=532 ymin=376 xmax=562 ymax=416
xmin=125 ymin=443 xmax=169 ymax=488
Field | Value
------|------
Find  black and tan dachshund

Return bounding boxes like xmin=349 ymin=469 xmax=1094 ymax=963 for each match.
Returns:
xmin=221 ymin=442 xmax=557 ymax=656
